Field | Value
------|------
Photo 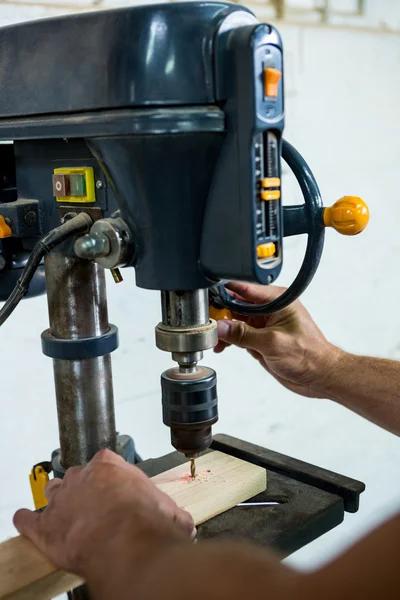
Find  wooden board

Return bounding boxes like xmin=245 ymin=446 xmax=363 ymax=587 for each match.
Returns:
xmin=0 ymin=451 xmax=266 ymax=599
xmin=153 ymin=450 xmax=267 ymax=525
xmin=0 ymin=536 xmax=83 ymax=600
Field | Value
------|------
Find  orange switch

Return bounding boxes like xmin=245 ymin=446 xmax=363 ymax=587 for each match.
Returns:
xmin=264 ymin=67 xmax=281 ymax=98
xmin=262 ymin=177 xmax=281 ymax=189
xmin=261 ymin=190 xmax=281 ymax=201
xmin=0 ymin=215 xmax=12 ymax=238
xmin=257 ymin=242 xmax=276 ymax=259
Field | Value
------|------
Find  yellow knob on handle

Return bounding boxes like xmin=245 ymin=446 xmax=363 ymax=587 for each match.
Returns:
xmin=323 ymin=196 xmax=369 ymax=236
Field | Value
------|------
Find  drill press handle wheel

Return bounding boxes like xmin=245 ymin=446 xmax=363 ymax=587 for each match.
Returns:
xmin=210 ymin=139 xmax=369 ymax=317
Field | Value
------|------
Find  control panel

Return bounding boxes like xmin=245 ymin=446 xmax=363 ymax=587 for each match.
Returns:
xmin=253 ymin=38 xmax=283 ymax=271
xmin=200 ymin=23 xmax=284 ymax=285
xmin=254 ymin=132 xmax=281 ymax=266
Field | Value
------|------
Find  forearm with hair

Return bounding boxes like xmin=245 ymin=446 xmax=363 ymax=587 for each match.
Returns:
xmin=320 ymin=349 xmax=400 ymax=436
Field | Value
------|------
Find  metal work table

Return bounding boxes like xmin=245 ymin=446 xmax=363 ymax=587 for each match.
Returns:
xmin=139 ymin=434 xmax=365 ymax=556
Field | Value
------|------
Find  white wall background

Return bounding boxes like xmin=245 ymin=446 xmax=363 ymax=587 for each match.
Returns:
xmin=0 ymin=0 xmax=399 ymax=575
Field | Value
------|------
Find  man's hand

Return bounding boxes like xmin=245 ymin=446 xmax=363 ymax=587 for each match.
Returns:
xmin=215 ymin=281 xmax=400 ymax=436
xmin=13 ymin=450 xmax=194 ymax=581
xmin=214 ymin=281 xmax=342 ymax=398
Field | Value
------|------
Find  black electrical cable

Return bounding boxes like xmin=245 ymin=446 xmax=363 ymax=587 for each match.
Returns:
xmin=0 ymin=212 xmax=93 ymax=326
xmin=213 ymin=139 xmax=325 ymax=316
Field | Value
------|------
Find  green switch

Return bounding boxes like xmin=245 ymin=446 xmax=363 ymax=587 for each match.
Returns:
xmin=69 ymin=173 xmax=86 ymax=197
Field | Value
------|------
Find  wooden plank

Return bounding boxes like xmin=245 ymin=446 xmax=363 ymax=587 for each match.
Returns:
xmin=0 ymin=536 xmax=83 ymax=600
xmin=153 ymin=450 xmax=267 ymax=525
xmin=0 ymin=451 xmax=266 ymax=599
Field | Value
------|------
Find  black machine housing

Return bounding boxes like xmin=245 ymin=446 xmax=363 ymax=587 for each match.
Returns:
xmin=0 ymin=2 xmax=285 ymax=294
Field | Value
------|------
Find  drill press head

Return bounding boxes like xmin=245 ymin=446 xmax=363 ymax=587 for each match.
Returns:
xmin=65 ymin=5 xmax=284 ymax=458
xmin=0 ymin=2 xmax=288 ymax=460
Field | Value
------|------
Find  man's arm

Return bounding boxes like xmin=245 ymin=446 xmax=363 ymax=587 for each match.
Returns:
xmin=320 ymin=352 xmax=400 ymax=435
xmin=309 ymin=511 xmax=400 ymax=599
xmin=13 ymin=451 xmax=400 ymax=599
xmin=215 ymin=282 xmax=400 ymax=436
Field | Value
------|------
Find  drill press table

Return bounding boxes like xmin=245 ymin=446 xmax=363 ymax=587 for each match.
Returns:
xmin=139 ymin=434 xmax=365 ymax=556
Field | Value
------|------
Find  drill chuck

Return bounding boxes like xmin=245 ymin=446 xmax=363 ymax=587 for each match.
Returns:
xmin=161 ymin=365 xmax=218 ymax=456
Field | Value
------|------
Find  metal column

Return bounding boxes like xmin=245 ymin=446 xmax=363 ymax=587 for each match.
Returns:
xmin=45 ymin=253 xmax=116 ymax=469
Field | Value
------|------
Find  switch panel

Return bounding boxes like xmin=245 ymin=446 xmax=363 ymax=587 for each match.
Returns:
xmin=201 ymin=23 xmax=284 ymax=285
xmin=52 ymin=166 xmax=95 ymax=203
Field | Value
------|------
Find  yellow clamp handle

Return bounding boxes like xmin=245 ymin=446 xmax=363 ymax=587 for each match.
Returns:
xmin=29 ymin=463 xmax=52 ymax=510
xmin=323 ymin=196 xmax=369 ymax=236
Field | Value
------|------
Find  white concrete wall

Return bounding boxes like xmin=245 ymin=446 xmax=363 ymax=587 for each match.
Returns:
xmin=1 ymin=0 xmax=399 ymax=574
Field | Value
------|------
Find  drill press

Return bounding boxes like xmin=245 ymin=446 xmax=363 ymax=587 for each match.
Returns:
xmin=0 ymin=1 xmax=369 ymax=585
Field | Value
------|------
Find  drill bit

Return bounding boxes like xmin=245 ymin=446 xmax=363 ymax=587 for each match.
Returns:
xmin=190 ymin=458 xmax=196 ymax=479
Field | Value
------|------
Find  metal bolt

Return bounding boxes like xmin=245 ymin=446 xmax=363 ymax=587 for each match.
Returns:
xmin=24 ymin=210 xmax=38 ymax=227
xmin=74 ymin=232 xmax=110 ymax=259
xmin=96 ymin=180 xmax=103 ymax=190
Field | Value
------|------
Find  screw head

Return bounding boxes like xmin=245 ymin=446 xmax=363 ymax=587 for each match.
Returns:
xmin=96 ymin=180 xmax=103 ymax=190
xmin=24 ymin=210 xmax=38 ymax=227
